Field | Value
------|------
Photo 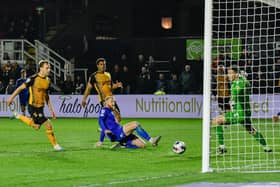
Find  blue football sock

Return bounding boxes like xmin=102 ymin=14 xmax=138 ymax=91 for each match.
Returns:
xmin=135 ymin=126 xmax=151 ymax=141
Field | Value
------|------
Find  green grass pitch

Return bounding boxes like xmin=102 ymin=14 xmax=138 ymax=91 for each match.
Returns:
xmin=0 ymin=118 xmax=279 ymax=187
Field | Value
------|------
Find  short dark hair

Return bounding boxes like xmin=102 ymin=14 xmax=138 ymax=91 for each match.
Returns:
xmin=38 ymin=60 xmax=49 ymax=67
xmin=96 ymin=58 xmax=106 ymax=65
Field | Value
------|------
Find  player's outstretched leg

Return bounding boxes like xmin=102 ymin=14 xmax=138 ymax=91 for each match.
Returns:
xmin=244 ymin=124 xmax=272 ymax=153
xmin=252 ymin=131 xmax=272 ymax=152
xmin=135 ymin=123 xmax=161 ymax=146
xmin=150 ymin=136 xmax=161 ymax=146
xmin=111 ymin=135 xmax=146 ymax=149
xmin=10 ymin=111 xmax=40 ymax=129
xmin=253 ymin=131 xmax=272 ymax=152
xmin=123 ymin=121 xmax=161 ymax=146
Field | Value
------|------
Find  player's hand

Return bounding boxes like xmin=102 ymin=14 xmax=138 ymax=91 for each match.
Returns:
xmin=52 ymin=111 xmax=56 ymax=119
xmin=81 ymin=98 xmax=87 ymax=108
xmin=6 ymin=98 xmax=13 ymax=106
xmin=95 ymin=141 xmax=103 ymax=147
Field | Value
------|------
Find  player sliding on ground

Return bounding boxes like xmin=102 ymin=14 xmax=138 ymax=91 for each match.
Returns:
xmin=96 ymin=96 xmax=161 ymax=149
xmin=6 ymin=60 xmax=63 ymax=151
xmin=211 ymin=65 xmax=272 ymax=154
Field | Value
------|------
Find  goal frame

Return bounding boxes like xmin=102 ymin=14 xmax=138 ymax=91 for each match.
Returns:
xmin=202 ymin=0 xmax=213 ymax=173
xmin=202 ymin=0 xmax=280 ymax=173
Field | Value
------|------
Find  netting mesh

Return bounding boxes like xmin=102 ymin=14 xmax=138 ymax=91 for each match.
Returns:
xmin=210 ymin=0 xmax=280 ymax=172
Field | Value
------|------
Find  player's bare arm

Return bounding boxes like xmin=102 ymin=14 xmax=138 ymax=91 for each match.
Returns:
xmin=46 ymin=94 xmax=56 ymax=119
xmin=7 ymin=83 xmax=27 ymax=105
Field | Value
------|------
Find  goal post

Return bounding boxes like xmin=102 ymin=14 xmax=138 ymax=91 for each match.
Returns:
xmin=203 ymin=0 xmax=280 ymax=172
xmin=202 ymin=0 xmax=213 ymax=173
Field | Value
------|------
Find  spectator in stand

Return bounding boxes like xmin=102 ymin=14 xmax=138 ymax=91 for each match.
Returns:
xmin=147 ymin=56 xmax=155 ymax=79
xmin=170 ymin=56 xmax=179 ymax=73
xmin=154 ymin=73 xmax=167 ymax=94
xmin=74 ymin=75 xmax=85 ymax=95
xmin=82 ymin=34 xmax=88 ymax=54
xmin=137 ymin=54 xmax=145 ymax=68
xmin=136 ymin=66 xmax=153 ymax=94
xmin=120 ymin=53 xmax=128 ymax=66
xmin=179 ymin=64 xmax=193 ymax=94
xmin=63 ymin=75 xmax=74 ymax=94
xmin=0 ymin=64 xmax=3 ymax=82
xmin=2 ymin=61 xmax=12 ymax=87
xmin=5 ymin=78 xmax=16 ymax=94
xmin=0 ymin=80 xmax=5 ymax=94
xmin=167 ymin=73 xmax=180 ymax=94
xmin=10 ymin=61 xmax=21 ymax=80
xmin=26 ymin=62 xmax=36 ymax=76
xmin=111 ymin=64 xmax=121 ymax=94
xmin=119 ymin=65 xmax=131 ymax=94
xmin=3 ymin=52 xmax=10 ymax=60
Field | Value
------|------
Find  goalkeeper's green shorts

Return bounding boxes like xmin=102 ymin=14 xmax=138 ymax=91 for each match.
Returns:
xmin=224 ymin=110 xmax=246 ymax=124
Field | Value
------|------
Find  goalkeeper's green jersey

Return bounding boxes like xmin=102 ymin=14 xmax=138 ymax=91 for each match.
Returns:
xmin=225 ymin=75 xmax=251 ymax=124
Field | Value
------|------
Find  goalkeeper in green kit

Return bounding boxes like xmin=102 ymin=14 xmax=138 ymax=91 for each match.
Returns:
xmin=212 ymin=65 xmax=272 ymax=154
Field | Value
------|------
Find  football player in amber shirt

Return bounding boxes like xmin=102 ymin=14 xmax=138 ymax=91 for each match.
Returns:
xmin=82 ymin=58 xmax=123 ymax=122
xmin=7 ymin=60 xmax=63 ymax=151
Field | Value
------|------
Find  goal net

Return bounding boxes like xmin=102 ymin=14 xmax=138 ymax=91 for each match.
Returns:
xmin=203 ymin=0 xmax=280 ymax=172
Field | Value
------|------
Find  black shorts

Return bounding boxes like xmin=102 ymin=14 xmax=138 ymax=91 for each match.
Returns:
xmin=119 ymin=134 xmax=138 ymax=146
xmin=28 ymin=105 xmax=48 ymax=125
xmin=218 ymin=97 xmax=230 ymax=111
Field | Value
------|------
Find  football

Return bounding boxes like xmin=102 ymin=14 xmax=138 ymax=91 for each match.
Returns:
xmin=172 ymin=141 xmax=186 ymax=154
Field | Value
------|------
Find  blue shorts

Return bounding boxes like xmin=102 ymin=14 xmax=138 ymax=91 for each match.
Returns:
xmin=19 ymin=94 xmax=29 ymax=106
xmin=109 ymin=127 xmax=137 ymax=146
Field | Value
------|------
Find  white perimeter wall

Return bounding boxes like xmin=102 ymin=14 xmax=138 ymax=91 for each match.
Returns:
xmin=0 ymin=94 xmax=277 ymax=118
